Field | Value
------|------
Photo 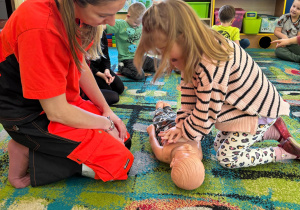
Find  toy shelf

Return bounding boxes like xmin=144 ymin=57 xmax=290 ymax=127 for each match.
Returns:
xmin=212 ymin=0 xmax=287 ymax=48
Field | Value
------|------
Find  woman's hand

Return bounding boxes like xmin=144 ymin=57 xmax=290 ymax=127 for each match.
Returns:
xmin=102 ymin=109 xmax=128 ymax=142
xmin=159 ymin=126 xmax=183 ymax=144
xmin=106 ymin=126 xmax=124 ymax=144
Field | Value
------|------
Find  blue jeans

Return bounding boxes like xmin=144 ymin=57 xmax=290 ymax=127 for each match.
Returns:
xmin=240 ymin=39 xmax=250 ymax=49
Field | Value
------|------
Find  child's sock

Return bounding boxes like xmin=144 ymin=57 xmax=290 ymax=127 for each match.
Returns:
xmin=263 ymin=125 xmax=281 ymax=142
xmin=274 ymin=147 xmax=298 ymax=162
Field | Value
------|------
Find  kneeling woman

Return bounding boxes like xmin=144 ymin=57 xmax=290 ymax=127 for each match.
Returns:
xmin=0 ymin=0 xmax=133 ymax=188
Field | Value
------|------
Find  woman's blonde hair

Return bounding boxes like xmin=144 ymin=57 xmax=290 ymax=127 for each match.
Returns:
xmin=59 ymin=0 xmax=114 ymax=71
xmin=134 ymin=0 xmax=233 ymax=83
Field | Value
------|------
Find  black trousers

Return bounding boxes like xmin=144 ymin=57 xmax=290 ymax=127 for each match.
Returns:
xmin=4 ymin=114 xmax=82 ymax=187
xmin=119 ymin=56 xmax=155 ymax=80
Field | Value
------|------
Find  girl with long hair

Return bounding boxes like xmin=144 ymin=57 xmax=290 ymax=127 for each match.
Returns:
xmin=134 ymin=0 xmax=299 ymax=170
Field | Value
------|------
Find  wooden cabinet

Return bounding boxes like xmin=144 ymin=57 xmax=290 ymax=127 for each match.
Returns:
xmin=211 ymin=0 xmax=287 ymax=48
xmin=212 ymin=0 xmax=286 ymax=23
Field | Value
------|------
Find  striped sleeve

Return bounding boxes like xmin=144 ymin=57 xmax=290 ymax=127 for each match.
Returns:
xmin=175 ymin=77 xmax=196 ymax=129
xmin=176 ymin=65 xmax=228 ymax=141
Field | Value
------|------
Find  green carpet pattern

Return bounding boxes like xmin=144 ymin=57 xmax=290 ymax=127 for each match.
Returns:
xmin=0 ymin=48 xmax=299 ymax=210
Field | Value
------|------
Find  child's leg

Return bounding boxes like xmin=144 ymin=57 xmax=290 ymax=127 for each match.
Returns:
xmin=119 ymin=60 xmax=145 ymax=80
xmin=239 ymin=39 xmax=250 ymax=49
xmin=142 ymin=56 xmax=155 ymax=72
xmin=216 ymin=122 xmax=276 ymax=168
xmin=8 ymin=139 xmax=30 ymax=188
xmin=217 ymin=120 xmax=299 ymax=168
xmin=213 ymin=131 xmax=229 ymax=152
xmin=287 ymin=44 xmax=300 ymax=56
xmin=275 ymin=47 xmax=300 ymax=62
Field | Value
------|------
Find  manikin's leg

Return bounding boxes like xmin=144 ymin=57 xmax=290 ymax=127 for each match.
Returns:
xmin=8 ymin=139 xmax=30 ymax=188
xmin=156 ymin=101 xmax=164 ymax=109
xmin=155 ymin=101 xmax=171 ymax=109
xmin=150 ymin=101 xmax=171 ymax=144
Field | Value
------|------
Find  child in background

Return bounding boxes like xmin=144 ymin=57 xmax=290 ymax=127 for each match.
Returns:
xmin=134 ymin=0 xmax=299 ymax=169
xmin=274 ymin=0 xmax=300 ymax=62
xmin=212 ymin=5 xmax=250 ymax=49
xmin=147 ymin=101 xmax=205 ymax=190
xmin=105 ymin=2 xmax=155 ymax=80
xmin=87 ymin=30 xmax=125 ymax=105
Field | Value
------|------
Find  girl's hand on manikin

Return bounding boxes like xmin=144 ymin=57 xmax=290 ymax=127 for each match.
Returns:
xmin=159 ymin=126 xmax=183 ymax=144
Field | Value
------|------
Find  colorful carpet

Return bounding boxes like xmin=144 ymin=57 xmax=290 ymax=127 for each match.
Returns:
xmin=0 ymin=48 xmax=300 ymax=210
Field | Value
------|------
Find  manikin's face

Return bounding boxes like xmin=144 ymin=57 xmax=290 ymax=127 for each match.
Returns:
xmin=74 ymin=0 xmax=126 ymax=27
xmin=154 ymin=32 xmax=185 ymax=71
xmin=290 ymin=0 xmax=300 ymax=18
xmin=170 ymin=144 xmax=197 ymax=168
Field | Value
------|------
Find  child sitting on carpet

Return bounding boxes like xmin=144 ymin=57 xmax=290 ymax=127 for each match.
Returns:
xmin=147 ymin=101 xmax=205 ymax=190
xmin=84 ymin=29 xmax=125 ymax=105
xmin=134 ymin=0 xmax=299 ymax=169
xmin=104 ymin=2 xmax=155 ymax=80
xmin=274 ymin=0 xmax=300 ymax=62
xmin=212 ymin=5 xmax=250 ymax=49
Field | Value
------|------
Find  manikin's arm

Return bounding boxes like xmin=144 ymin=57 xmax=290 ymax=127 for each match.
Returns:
xmin=147 ymin=125 xmax=164 ymax=162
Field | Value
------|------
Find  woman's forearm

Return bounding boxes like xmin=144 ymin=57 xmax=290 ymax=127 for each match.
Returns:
xmin=39 ymin=93 xmax=111 ymax=130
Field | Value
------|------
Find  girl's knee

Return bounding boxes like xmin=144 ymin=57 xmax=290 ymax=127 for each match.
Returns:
xmin=216 ymin=149 xmax=237 ymax=169
xmin=216 ymin=155 xmax=233 ymax=169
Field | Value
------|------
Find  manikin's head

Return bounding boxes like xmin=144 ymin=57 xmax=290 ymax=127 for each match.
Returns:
xmin=170 ymin=144 xmax=205 ymax=190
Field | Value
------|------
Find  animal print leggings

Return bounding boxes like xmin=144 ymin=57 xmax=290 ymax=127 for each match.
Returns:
xmin=214 ymin=119 xmax=277 ymax=169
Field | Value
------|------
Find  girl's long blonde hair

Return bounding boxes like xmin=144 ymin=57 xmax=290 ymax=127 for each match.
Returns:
xmin=134 ymin=0 xmax=234 ymax=83
xmin=59 ymin=0 xmax=113 ymax=71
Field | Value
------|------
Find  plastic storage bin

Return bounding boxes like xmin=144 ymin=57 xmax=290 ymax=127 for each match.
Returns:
xmin=243 ymin=12 xmax=262 ymax=34
xmin=214 ymin=8 xmax=246 ymax=31
xmin=258 ymin=14 xmax=279 ymax=33
xmin=186 ymin=2 xmax=210 ymax=18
